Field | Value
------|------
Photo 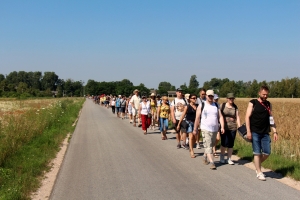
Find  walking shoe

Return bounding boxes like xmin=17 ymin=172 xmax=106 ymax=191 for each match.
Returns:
xmin=227 ymin=158 xmax=234 ymax=165
xmin=177 ymin=144 xmax=181 ymax=149
xmin=257 ymin=172 xmax=266 ymax=181
xmin=210 ymin=163 xmax=216 ymax=170
xmin=184 ymin=144 xmax=189 ymax=150
xmin=186 ymin=138 xmax=189 ymax=145
xmin=256 ymin=170 xmax=266 ymax=177
xmin=181 ymin=143 xmax=186 ymax=149
xmin=202 ymin=156 xmax=209 ymax=165
xmin=196 ymin=144 xmax=201 ymax=149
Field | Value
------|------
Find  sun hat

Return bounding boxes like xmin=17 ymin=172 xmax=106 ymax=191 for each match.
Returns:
xmin=206 ymin=90 xmax=214 ymax=96
xmin=227 ymin=93 xmax=235 ymax=98
xmin=185 ymin=93 xmax=190 ymax=99
xmin=133 ymin=89 xmax=139 ymax=94
xmin=214 ymin=94 xmax=219 ymax=100
xmin=150 ymin=93 xmax=155 ymax=97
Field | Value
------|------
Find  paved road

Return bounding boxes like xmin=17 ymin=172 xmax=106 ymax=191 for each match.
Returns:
xmin=50 ymin=100 xmax=299 ymax=200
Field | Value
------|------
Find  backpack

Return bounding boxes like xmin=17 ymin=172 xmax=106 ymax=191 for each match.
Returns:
xmin=200 ymin=102 xmax=219 ymax=120
xmin=120 ymin=99 xmax=126 ymax=107
xmin=220 ymin=103 xmax=238 ymax=119
xmin=116 ymin=98 xmax=121 ymax=107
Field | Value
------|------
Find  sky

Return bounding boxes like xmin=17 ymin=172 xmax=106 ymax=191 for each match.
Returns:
xmin=1 ymin=0 xmax=299 ymax=89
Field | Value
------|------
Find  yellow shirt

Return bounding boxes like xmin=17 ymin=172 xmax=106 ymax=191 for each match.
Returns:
xmin=160 ymin=104 xmax=170 ymax=118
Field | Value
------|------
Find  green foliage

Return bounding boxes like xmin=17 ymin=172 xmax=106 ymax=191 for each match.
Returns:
xmin=0 ymin=99 xmax=85 ymax=199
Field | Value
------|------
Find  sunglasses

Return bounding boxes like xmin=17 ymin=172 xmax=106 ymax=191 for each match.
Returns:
xmin=229 ymin=98 xmax=235 ymax=100
xmin=208 ymin=95 xmax=214 ymax=98
xmin=201 ymin=93 xmax=206 ymax=95
xmin=190 ymin=97 xmax=196 ymax=100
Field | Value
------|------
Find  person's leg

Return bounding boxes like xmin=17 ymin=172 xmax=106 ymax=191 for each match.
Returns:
xmin=213 ymin=131 xmax=220 ymax=157
xmin=227 ymin=130 xmax=237 ymax=163
xmin=132 ymin=109 xmax=137 ymax=126
xmin=252 ymin=132 xmax=268 ymax=180
xmin=220 ymin=130 xmax=227 ymax=163
xmin=141 ymin=114 xmax=147 ymax=134
xmin=196 ymin=129 xmax=201 ymax=149
xmin=163 ymin=118 xmax=168 ymax=139
xmin=189 ymin=133 xmax=195 ymax=157
xmin=160 ymin=118 xmax=165 ymax=139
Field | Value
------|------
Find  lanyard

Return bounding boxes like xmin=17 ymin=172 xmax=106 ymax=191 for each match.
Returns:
xmin=258 ymin=100 xmax=271 ymax=115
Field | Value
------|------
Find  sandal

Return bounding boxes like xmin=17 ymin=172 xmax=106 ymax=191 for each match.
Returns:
xmin=161 ymin=136 xmax=165 ymax=140
xmin=191 ymin=155 xmax=196 ymax=158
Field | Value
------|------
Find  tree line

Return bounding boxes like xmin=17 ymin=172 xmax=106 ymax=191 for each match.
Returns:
xmin=1 ymin=71 xmax=299 ymax=98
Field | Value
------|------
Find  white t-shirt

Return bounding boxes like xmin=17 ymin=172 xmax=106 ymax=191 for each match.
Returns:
xmin=130 ymin=95 xmax=141 ymax=109
xmin=140 ymin=101 xmax=150 ymax=115
xmin=200 ymin=102 xmax=219 ymax=132
xmin=196 ymin=97 xmax=206 ymax=105
xmin=171 ymin=98 xmax=187 ymax=120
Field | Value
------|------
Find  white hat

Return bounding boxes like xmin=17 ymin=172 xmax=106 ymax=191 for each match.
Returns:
xmin=206 ymin=90 xmax=214 ymax=96
xmin=150 ymin=93 xmax=155 ymax=96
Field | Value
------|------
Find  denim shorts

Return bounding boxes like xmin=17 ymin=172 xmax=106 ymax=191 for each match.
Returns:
xmin=186 ymin=121 xmax=194 ymax=133
xmin=252 ymin=132 xmax=271 ymax=155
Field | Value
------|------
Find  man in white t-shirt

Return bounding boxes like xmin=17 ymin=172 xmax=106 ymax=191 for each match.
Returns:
xmin=193 ymin=90 xmax=224 ymax=170
xmin=195 ymin=88 xmax=207 ymax=149
xmin=171 ymin=88 xmax=188 ymax=149
xmin=130 ymin=89 xmax=141 ymax=127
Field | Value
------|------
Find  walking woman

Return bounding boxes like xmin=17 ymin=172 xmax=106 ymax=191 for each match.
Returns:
xmin=178 ymin=94 xmax=198 ymax=158
xmin=149 ymin=93 xmax=157 ymax=130
xmin=111 ymin=97 xmax=116 ymax=114
xmin=138 ymin=95 xmax=152 ymax=135
xmin=157 ymin=96 xmax=170 ymax=140
xmin=220 ymin=93 xmax=241 ymax=165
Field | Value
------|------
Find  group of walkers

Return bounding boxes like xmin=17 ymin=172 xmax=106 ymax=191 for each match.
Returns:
xmin=92 ymin=85 xmax=278 ymax=181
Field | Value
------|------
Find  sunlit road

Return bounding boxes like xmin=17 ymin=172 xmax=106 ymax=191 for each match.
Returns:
xmin=50 ymin=99 xmax=299 ymax=200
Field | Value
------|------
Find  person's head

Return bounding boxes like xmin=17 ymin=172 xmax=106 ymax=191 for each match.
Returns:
xmin=185 ymin=93 xmax=190 ymax=100
xmin=162 ymin=96 xmax=169 ymax=104
xmin=213 ymin=94 xmax=219 ymax=103
xmin=150 ymin=93 xmax=156 ymax=99
xmin=189 ymin=94 xmax=197 ymax=104
xmin=133 ymin=89 xmax=139 ymax=95
xmin=206 ymin=90 xmax=214 ymax=103
xmin=142 ymin=94 xmax=147 ymax=101
xmin=258 ymin=85 xmax=269 ymax=101
xmin=122 ymin=95 xmax=126 ymax=99
xmin=199 ymin=88 xmax=206 ymax=100
xmin=226 ymin=93 xmax=235 ymax=104
xmin=156 ymin=94 xmax=161 ymax=99
xmin=176 ymin=88 xmax=183 ymax=98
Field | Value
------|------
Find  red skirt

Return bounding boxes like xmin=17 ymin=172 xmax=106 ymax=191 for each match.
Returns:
xmin=141 ymin=114 xmax=151 ymax=131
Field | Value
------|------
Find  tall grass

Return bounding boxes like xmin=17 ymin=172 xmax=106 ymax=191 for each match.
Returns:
xmin=0 ymin=98 xmax=85 ymax=199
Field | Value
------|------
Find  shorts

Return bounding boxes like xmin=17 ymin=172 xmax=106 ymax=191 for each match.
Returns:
xmin=201 ymin=129 xmax=218 ymax=154
xmin=221 ymin=130 xmax=237 ymax=148
xmin=174 ymin=120 xmax=187 ymax=134
xmin=116 ymin=107 xmax=121 ymax=113
xmin=252 ymin=132 xmax=271 ymax=155
xmin=186 ymin=120 xmax=194 ymax=133
xmin=120 ymin=107 xmax=125 ymax=113
xmin=132 ymin=108 xmax=138 ymax=116
xmin=128 ymin=108 xmax=132 ymax=114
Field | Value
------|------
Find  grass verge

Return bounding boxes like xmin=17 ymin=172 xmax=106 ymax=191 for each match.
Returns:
xmin=233 ymin=137 xmax=300 ymax=181
xmin=0 ymin=98 xmax=85 ymax=199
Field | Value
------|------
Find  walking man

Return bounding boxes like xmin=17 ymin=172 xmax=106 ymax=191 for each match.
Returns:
xmin=130 ymin=89 xmax=141 ymax=127
xmin=193 ymin=90 xmax=224 ymax=169
xmin=195 ymin=88 xmax=207 ymax=149
xmin=245 ymin=85 xmax=278 ymax=181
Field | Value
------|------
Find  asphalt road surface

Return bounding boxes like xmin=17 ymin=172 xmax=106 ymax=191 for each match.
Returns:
xmin=50 ymin=99 xmax=299 ymax=200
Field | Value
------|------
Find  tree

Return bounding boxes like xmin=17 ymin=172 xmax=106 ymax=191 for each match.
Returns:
xmin=41 ymin=72 xmax=58 ymax=91
xmin=188 ymin=75 xmax=199 ymax=94
xmin=219 ymin=81 xmax=238 ymax=97
xmin=157 ymin=81 xmax=174 ymax=95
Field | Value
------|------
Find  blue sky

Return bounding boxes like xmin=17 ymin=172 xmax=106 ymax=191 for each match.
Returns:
xmin=1 ymin=0 xmax=299 ymax=89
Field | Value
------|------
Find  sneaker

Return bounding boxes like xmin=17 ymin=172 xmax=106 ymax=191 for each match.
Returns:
xmin=202 ymin=156 xmax=209 ymax=165
xmin=186 ymin=138 xmax=189 ymax=145
xmin=257 ymin=172 xmax=266 ymax=181
xmin=196 ymin=144 xmax=201 ymax=149
xmin=227 ymin=159 xmax=234 ymax=165
xmin=184 ymin=144 xmax=189 ymax=150
xmin=181 ymin=144 xmax=186 ymax=149
xmin=210 ymin=163 xmax=216 ymax=170
xmin=177 ymin=144 xmax=181 ymax=149
xmin=256 ymin=170 xmax=266 ymax=177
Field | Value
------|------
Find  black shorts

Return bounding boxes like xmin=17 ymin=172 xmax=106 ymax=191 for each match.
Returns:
xmin=174 ymin=120 xmax=188 ymax=134
xmin=120 ymin=107 xmax=126 ymax=113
